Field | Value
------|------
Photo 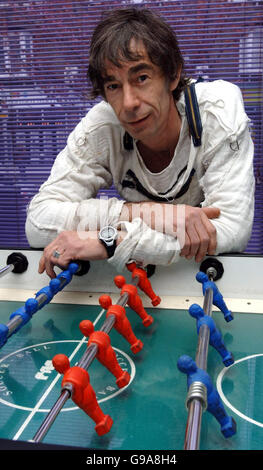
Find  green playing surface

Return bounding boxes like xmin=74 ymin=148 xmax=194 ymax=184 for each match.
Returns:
xmin=0 ymin=299 xmax=262 ymax=450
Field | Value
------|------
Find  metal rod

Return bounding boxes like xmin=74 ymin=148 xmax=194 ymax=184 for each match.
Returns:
xmin=0 ymin=264 xmax=14 ymax=278
xmin=32 ymin=274 xmax=140 ymax=442
xmin=5 ymin=277 xmax=69 ymax=339
xmin=116 ymin=291 xmax=130 ymax=308
xmin=32 ymin=389 xmax=71 ymax=443
xmin=184 ymin=272 xmax=214 ymax=450
xmin=184 ymin=399 xmax=203 ymax=450
xmin=77 ymin=343 xmax=98 ymax=370
xmin=196 ymin=287 xmax=213 ymax=370
xmin=6 ymin=315 xmax=23 ymax=335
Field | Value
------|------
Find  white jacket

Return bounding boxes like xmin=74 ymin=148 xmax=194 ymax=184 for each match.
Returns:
xmin=26 ymin=80 xmax=255 ymax=271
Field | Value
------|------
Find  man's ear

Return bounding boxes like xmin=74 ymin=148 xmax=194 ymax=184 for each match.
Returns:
xmin=169 ymin=64 xmax=182 ymax=92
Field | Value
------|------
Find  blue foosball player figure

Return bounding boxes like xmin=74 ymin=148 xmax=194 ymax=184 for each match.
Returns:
xmin=189 ymin=304 xmax=234 ymax=366
xmin=177 ymin=354 xmax=236 ymax=438
xmin=196 ymin=271 xmax=233 ymax=322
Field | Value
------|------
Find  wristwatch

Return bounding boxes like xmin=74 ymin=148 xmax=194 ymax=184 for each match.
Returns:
xmin=98 ymin=225 xmax=118 ymax=258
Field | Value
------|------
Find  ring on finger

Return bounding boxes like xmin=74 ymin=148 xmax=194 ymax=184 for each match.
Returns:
xmin=53 ymin=249 xmax=61 ymax=259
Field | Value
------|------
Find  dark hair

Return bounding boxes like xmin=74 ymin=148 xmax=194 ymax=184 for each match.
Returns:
xmin=88 ymin=7 xmax=189 ymax=101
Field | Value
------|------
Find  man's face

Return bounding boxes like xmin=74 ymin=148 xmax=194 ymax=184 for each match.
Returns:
xmin=103 ymin=40 xmax=179 ymax=147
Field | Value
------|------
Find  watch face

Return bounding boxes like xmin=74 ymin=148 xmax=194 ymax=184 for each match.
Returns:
xmin=100 ymin=226 xmax=116 ymax=241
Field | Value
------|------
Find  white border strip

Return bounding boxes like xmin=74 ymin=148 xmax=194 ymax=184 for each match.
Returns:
xmin=1 ymin=251 xmax=263 ymax=300
xmin=1 ymin=288 xmax=263 ymax=314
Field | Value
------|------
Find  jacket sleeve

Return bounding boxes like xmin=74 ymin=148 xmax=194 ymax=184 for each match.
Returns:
xmin=25 ymin=114 xmax=125 ymax=247
xmin=108 ymin=218 xmax=181 ymax=272
xmin=199 ymin=124 xmax=255 ymax=254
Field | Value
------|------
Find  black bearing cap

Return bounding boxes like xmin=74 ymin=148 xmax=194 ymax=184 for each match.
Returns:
xmin=199 ymin=257 xmax=224 ymax=281
xmin=6 ymin=252 xmax=29 ymax=274
xmin=74 ymin=260 xmax=91 ymax=276
xmin=146 ymin=264 xmax=156 ymax=278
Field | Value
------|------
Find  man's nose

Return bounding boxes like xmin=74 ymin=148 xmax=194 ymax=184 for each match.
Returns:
xmin=122 ymin=84 xmax=140 ymax=112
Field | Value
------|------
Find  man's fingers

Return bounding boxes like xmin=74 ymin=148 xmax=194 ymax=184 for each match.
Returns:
xmin=180 ymin=223 xmax=204 ymax=260
xmin=39 ymin=249 xmax=60 ymax=278
xmin=201 ymin=206 xmax=220 ymax=219
xmin=179 ymin=208 xmax=218 ymax=261
xmin=180 ymin=232 xmax=191 ymax=257
xmin=186 ymin=225 xmax=202 ymax=259
xmin=38 ymin=255 xmax=45 ymax=274
xmin=184 ymin=223 xmax=210 ymax=261
xmin=200 ymin=212 xmax=217 ymax=255
xmin=193 ymin=222 xmax=211 ymax=262
xmin=45 ymin=259 xmax=57 ymax=278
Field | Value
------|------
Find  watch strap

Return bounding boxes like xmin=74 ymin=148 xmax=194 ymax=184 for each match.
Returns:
xmin=100 ymin=238 xmax=117 ymax=258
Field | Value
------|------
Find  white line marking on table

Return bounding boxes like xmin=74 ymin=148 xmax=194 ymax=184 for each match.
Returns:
xmin=12 ymin=308 xmax=106 ymax=441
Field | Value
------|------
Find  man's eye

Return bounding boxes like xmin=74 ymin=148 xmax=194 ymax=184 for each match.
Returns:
xmin=137 ymin=74 xmax=148 ymax=83
xmin=107 ymin=83 xmax=118 ymax=91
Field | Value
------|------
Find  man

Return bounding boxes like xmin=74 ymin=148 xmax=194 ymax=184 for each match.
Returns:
xmin=25 ymin=8 xmax=255 ymax=278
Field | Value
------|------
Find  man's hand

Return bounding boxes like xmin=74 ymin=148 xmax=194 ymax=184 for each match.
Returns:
xmin=177 ymin=206 xmax=219 ymax=262
xmin=120 ymin=202 xmax=220 ymax=263
xmin=38 ymin=230 xmax=107 ymax=278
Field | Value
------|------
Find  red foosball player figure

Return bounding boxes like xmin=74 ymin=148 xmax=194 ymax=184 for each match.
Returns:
xmin=99 ymin=294 xmax=143 ymax=354
xmin=52 ymin=354 xmax=113 ymax=436
xmin=126 ymin=262 xmax=161 ymax=306
xmin=114 ymin=275 xmax=154 ymax=327
xmin=79 ymin=320 xmax=130 ymax=388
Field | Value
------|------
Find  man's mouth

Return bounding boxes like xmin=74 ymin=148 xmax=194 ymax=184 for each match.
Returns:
xmin=127 ymin=115 xmax=150 ymax=126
